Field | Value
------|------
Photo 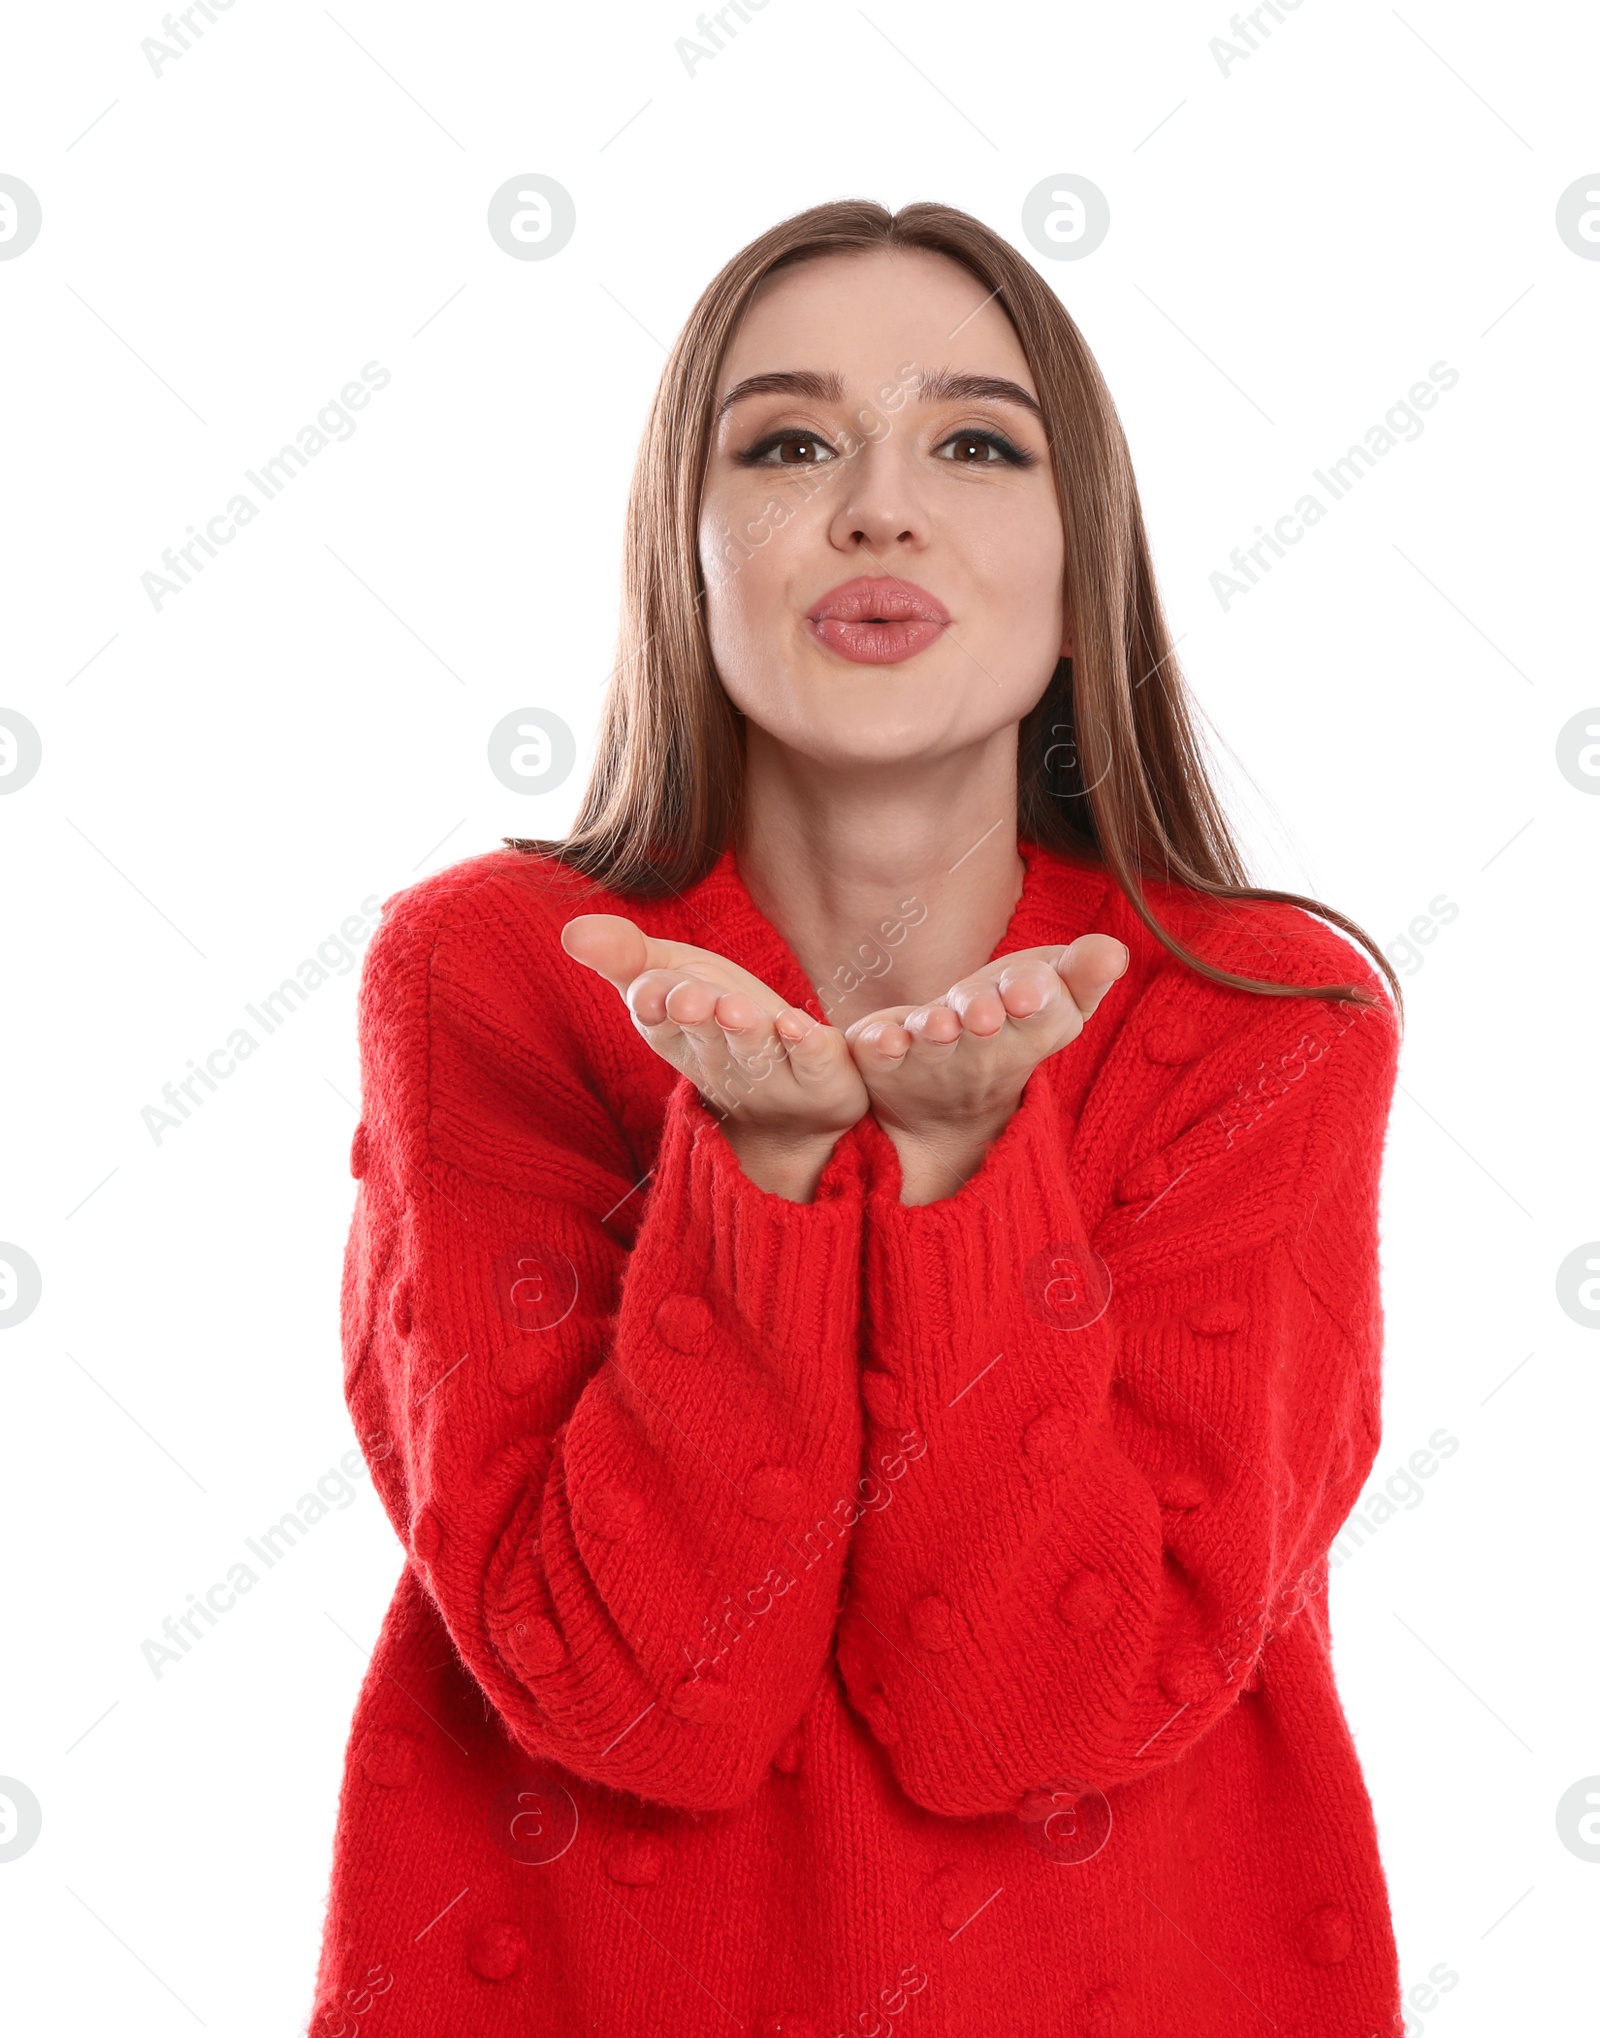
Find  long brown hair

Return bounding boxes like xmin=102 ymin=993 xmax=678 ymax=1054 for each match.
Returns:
xmin=506 ymin=198 xmax=1401 ymax=1017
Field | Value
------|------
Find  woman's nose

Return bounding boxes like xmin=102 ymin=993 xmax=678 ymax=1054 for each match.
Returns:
xmin=826 ymin=439 xmax=931 ymax=554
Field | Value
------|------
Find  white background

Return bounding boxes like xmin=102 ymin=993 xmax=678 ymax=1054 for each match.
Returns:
xmin=2 ymin=1 xmax=1596 ymax=2031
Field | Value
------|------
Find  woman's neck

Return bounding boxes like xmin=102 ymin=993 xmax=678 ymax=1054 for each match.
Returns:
xmin=734 ymin=725 xmax=1027 ymax=1026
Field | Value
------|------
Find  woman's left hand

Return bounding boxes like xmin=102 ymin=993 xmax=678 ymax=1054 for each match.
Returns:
xmin=842 ymin=936 xmax=1129 ymax=1204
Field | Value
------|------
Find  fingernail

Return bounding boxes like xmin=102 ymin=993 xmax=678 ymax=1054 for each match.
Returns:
xmin=1115 ymin=942 xmax=1131 ymax=978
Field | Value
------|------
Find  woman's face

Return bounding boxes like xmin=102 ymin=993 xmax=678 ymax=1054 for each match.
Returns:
xmin=698 ymin=246 xmax=1069 ymax=771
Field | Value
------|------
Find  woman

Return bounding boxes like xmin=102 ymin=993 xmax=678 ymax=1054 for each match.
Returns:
xmin=313 ymin=200 xmax=1405 ymax=2037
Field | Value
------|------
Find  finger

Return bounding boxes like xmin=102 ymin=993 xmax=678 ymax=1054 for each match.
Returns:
xmin=626 ymin=966 xmax=706 ymax=1029
xmin=720 ymin=997 xmax=837 ymax=1069
xmin=561 ymin=913 xmax=649 ymax=994
xmin=1055 ymin=934 xmax=1130 ymax=1020
xmin=774 ymin=1007 xmax=853 ymax=1086
xmin=902 ymin=1003 xmax=963 ymax=1050
xmin=712 ymin=1000 xmax=861 ymax=1113
xmin=993 ymin=957 xmax=1068 ymax=1022
xmin=712 ymin=988 xmax=764 ymax=1037
xmin=774 ymin=1006 xmax=814 ymax=1048
xmin=660 ymin=976 xmax=747 ymax=1105
xmin=942 ymin=979 xmax=1008 ymax=1036
xmin=978 ymin=953 xmax=1076 ymax=1035
xmin=628 ymin=974 xmax=731 ymax=1084
xmin=563 ymin=915 xmax=778 ymax=1008
xmin=670 ymin=984 xmax=788 ymax=1111
xmin=662 ymin=974 xmax=727 ymax=1043
xmin=946 ymin=958 xmax=1069 ymax=1035
xmin=844 ymin=1012 xmax=915 ymax=1069
xmin=711 ymin=991 xmax=785 ymax=1085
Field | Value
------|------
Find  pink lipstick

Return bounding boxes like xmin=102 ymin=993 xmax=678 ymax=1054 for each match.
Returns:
xmin=805 ymin=575 xmax=951 ymax=666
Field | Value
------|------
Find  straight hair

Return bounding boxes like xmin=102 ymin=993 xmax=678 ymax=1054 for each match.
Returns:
xmin=507 ymin=198 xmax=1401 ymax=1017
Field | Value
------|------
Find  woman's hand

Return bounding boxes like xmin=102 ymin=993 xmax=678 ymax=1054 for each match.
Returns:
xmin=561 ymin=914 xmax=869 ymax=1201
xmin=842 ymin=936 xmax=1130 ymax=1205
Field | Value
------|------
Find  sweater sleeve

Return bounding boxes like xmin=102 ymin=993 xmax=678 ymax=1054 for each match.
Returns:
xmin=342 ymin=869 xmax=867 ymax=1814
xmin=834 ymin=968 xmax=1399 ymax=1817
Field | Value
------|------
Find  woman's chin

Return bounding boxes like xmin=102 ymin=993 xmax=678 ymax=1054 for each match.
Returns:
xmin=728 ymin=643 xmax=1048 ymax=770
xmin=753 ymin=711 xmax=989 ymax=773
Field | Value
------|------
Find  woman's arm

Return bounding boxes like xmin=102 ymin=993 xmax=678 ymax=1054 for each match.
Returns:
xmin=344 ymin=866 xmax=869 ymax=1813
xmin=833 ymin=966 xmax=1400 ymax=1816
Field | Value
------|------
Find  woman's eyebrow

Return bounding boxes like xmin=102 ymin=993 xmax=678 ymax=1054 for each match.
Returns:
xmin=916 ymin=368 xmax=1046 ymax=423
xmin=713 ymin=366 xmax=1045 ymax=425
xmin=714 ymin=369 xmax=842 ymax=422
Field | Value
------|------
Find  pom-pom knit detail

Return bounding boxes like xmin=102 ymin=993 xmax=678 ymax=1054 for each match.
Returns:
xmin=312 ymin=837 xmax=1403 ymax=2036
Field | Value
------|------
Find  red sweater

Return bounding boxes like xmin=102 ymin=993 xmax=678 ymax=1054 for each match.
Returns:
xmin=312 ymin=835 xmax=1404 ymax=2038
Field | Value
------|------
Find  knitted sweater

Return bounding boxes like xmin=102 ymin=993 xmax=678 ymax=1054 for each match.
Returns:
xmin=311 ymin=834 xmax=1404 ymax=2038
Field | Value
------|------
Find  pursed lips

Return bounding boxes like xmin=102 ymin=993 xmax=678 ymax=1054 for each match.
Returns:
xmin=805 ymin=576 xmax=950 ymax=666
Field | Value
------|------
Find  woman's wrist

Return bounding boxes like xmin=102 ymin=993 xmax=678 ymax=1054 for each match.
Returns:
xmin=880 ymin=1104 xmax=1015 ymax=1206
xmin=717 ymin=1114 xmax=846 ymax=1202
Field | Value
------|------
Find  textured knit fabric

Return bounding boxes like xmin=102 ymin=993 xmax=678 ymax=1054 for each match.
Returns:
xmin=311 ymin=834 xmax=1404 ymax=2038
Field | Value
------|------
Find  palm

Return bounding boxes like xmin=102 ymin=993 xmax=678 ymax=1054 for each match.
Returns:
xmin=561 ymin=914 xmax=869 ymax=1133
xmin=562 ymin=917 xmax=1126 ymax=1204
xmin=842 ymin=937 xmax=1128 ymax=1140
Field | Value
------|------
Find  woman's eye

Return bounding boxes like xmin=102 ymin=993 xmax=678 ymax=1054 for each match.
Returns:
xmin=741 ymin=432 xmax=837 ymax=467
xmin=936 ymin=428 xmax=1029 ymax=466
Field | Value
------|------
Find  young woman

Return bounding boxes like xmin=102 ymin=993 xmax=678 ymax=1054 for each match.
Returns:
xmin=313 ymin=201 xmax=1405 ymax=2038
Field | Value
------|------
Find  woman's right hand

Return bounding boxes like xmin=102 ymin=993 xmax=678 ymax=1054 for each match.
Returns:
xmin=561 ymin=914 xmax=869 ymax=1200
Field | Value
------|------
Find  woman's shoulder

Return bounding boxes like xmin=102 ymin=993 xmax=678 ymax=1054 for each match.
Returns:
xmin=355 ymin=847 xmax=657 ymax=1177
xmin=370 ymin=845 xmax=609 ymax=958
xmin=1112 ymin=869 xmax=1393 ymax=1014
xmin=359 ymin=845 xmax=634 ymax=1067
xmin=1068 ymin=870 xmax=1401 ymax=1234
xmin=1069 ymin=862 xmax=1400 ymax=1144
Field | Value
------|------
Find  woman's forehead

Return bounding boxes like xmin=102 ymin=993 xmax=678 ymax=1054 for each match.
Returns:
xmin=724 ymin=249 xmax=1032 ymax=387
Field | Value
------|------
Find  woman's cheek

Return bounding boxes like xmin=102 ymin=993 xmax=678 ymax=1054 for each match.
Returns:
xmin=962 ymin=508 xmax=1066 ymax=659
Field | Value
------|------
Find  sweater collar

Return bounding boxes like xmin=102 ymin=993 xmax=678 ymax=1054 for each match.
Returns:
xmin=658 ymin=834 xmax=1113 ymax=1022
